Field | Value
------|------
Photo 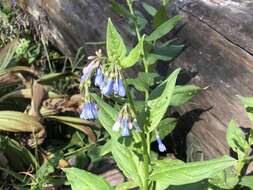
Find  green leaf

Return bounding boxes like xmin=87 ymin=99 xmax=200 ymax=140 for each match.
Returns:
xmin=147 ymin=69 xmax=180 ymax=132
xmin=0 ymin=40 xmax=18 ymax=71
xmin=0 ymin=167 xmax=26 ymax=183
xmin=134 ymin=11 xmax=148 ymax=31
xmin=120 ymin=37 xmax=144 ymax=68
xmin=171 ymin=85 xmax=201 ymax=107
xmin=238 ymin=96 xmax=253 ymax=107
xmin=168 ymin=181 xmax=208 ymax=190
xmin=147 ymin=15 xmax=181 ymax=42
xmin=64 ymin=167 xmax=114 ymax=190
xmin=106 ymin=18 xmax=127 ymax=62
xmin=249 ymin=129 xmax=253 ymax=145
xmin=239 ymin=176 xmax=253 ymax=189
xmin=209 ymin=169 xmax=239 ymax=189
xmin=226 ymin=120 xmax=248 ymax=160
xmin=142 ymin=2 xmax=157 ymax=16
xmin=146 ymin=45 xmax=184 ymax=65
xmin=150 ymin=156 xmax=236 ymax=189
xmin=0 ymin=111 xmax=43 ymax=132
xmin=154 ymin=45 xmax=184 ymax=60
xmin=111 ymin=0 xmax=132 ymax=18
xmin=0 ymin=136 xmax=38 ymax=171
xmin=151 ymin=117 xmax=177 ymax=142
xmin=38 ymin=72 xmax=72 ymax=84
xmin=127 ymin=72 xmax=159 ymax=92
xmin=238 ymin=96 xmax=253 ymax=123
xmin=116 ymin=180 xmax=138 ymax=190
xmin=111 ymin=140 xmax=145 ymax=189
xmin=153 ymin=6 xmax=168 ymax=28
xmin=91 ymin=93 xmax=119 ymax=139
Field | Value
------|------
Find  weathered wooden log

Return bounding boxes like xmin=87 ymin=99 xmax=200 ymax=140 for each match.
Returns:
xmin=18 ymin=0 xmax=253 ymax=163
xmin=168 ymin=0 xmax=253 ymax=161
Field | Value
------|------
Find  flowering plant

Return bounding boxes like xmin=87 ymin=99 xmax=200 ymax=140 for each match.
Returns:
xmin=62 ymin=1 xmax=243 ymax=190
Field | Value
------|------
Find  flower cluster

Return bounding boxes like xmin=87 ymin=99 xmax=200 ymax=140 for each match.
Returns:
xmin=100 ymin=67 xmax=126 ymax=97
xmin=80 ymin=49 xmax=126 ymax=98
xmin=80 ymin=101 xmax=98 ymax=120
xmin=112 ymin=104 xmax=141 ymax=136
xmin=79 ymin=49 xmax=126 ymax=120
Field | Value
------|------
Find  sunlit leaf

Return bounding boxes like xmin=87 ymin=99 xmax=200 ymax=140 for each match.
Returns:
xmin=120 ymin=37 xmax=144 ymax=68
xmin=91 ymin=93 xmax=119 ymax=139
xmin=150 ymin=156 xmax=236 ymax=189
xmin=0 ymin=111 xmax=43 ymax=132
xmin=239 ymin=176 xmax=253 ymax=189
xmin=171 ymin=85 xmax=201 ymax=107
xmin=147 ymin=16 xmax=181 ymax=42
xmin=111 ymin=140 xmax=145 ymax=189
xmin=106 ymin=18 xmax=127 ymax=62
xmin=147 ymin=69 xmax=180 ymax=132
xmin=127 ymin=72 xmax=159 ymax=92
xmin=64 ymin=167 xmax=114 ymax=190
xmin=226 ymin=120 xmax=248 ymax=160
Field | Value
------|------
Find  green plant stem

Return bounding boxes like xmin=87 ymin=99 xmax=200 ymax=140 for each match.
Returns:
xmin=126 ymin=1 xmax=151 ymax=189
xmin=123 ymin=77 xmax=149 ymax=190
xmin=237 ymin=146 xmax=252 ymax=175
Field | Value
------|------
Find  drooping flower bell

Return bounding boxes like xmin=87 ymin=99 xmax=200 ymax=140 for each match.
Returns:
xmin=101 ymin=78 xmax=114 ymax=96
xmin=156 ymin=135 xmax=166 ymax=152
xmin=80 ymin=101 xmax=98 ymax=120
xmin=94 ymin=67 xmax=105 ymax=88
xmin=80 ymin=49 xmax=103 ymax=83
xmin=112 ymin=104 xmax=140 ymax=136
xmin=101 ymin=65 xmax=126 ymax=97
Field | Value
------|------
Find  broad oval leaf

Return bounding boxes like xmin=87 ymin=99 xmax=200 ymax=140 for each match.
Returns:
xmin=106 ymin=18 xmax=127 ymax=62
xmin=64 ymin=167 xmax=114 ymax=190
xmin=150 ymin=156 xmax=236 ymax=189
xmin=147 ymin=68 xmax=180 ymax=132
xmin=147 ymin=15 xmax=181 ymax=42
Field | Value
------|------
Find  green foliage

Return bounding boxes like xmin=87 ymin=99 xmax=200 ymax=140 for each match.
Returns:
xmin=3 ymin=1 xmax=251 ymax=190
xmin=150 ymin=156 xmax=236 ymax=189
xmin=239 ymin=176 xmax=253 ymax=189
xmin=106 ymin=18 xmax=127 ymax=62
xmin=121 ymin=36 xmax=144 ymax=68
xmin=147 ymin=69 xmax=180 ymax=132
xmin=64 ymin=168 xmax=114 ymax=190
xmin=111 ymin=140 xmax=145 ymax=188
xmin=226 ymin=120 xmax=248 ymax=160
xmin=146 ymin=15 xmax=181 ymax=42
